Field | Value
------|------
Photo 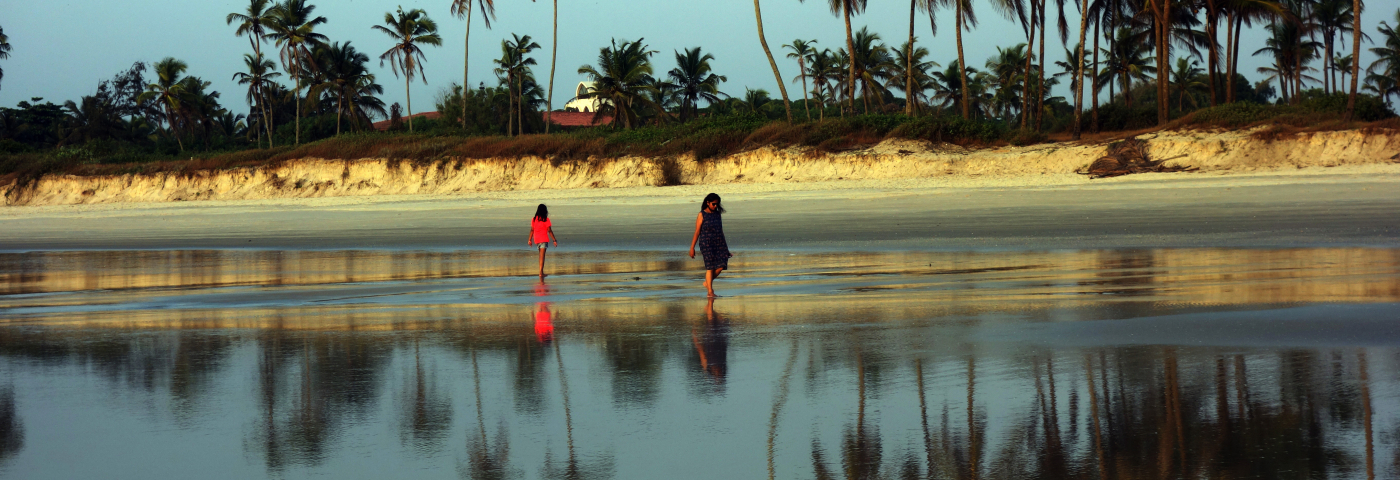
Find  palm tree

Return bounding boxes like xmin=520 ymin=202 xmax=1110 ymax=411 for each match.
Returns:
xmin=232 ymin=53 xmax=281 ymax=147
xmin=1254 ymin=18 xmax=1321 ymax=104
xmin=375 ymin=6 xmax=443 ymax=133
xmin=807 ymin=49 xmax=840 ymax=120
xmin=266 ymin=0 xmax=327 ymax=145
xmin=668 ymin=47 xmax=728 ymax=121
xmin=1369 ymin=11 xmax=1400 ymax=106
xmin=986 ymin=44 xmax=1028 ymax=119
xmin=1169 ymin=57 xmax=1207 ymax=110
xmin=752 ymin=0 xmax=793 ymax=122
xmin=310 ymin=42 xmax=377 ymax=135
xmin=744 ymin=88 xmax=772 ymax=112
xmin=1071 ymin=0 xmax=1089 ymax=139
xmin=449 ymin=0 xmax=496 ymax=130
xmin=577 ymin=38 xmax=663 ymax=129
xmin=493 ymin=33 xmax=540 ymax=136
xmin=1343 ymin=0 xmax=1363 ymax=119
xmin=139 ymin=58 xmax=190 ymax=151
xmin=1099 ymin=27 xmax=1156 ymax=107
xmin=783 ymin=39 xmax=818 ymax=120
xmin=546 ymin=0 xmax=560 ymax=133
xmin=847 ymin=27 xmax=897 ymax=114
xmin=227 ymin=0 xmax=277 ymax=145
xmin=906 ymin=0 xmax=939 ymax=116
xmin=943 ymin=0 xmax=978 ymax=118
xmin=1310 ymin=0 xmax=1356 ymax=94
xmin=0 ymin=26 xmax=9 ymax=90
xmin=892 ymin=40 xmax=938 ymax=113
xmin=809 ymin=0 xmax=868 ymax=114
xmin=1223 ymin=0 xmax=1285 ymax=103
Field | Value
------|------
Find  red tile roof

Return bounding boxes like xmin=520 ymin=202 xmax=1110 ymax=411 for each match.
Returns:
xmin=547 ymin=111 xmax=612 ymax=127
xmin=372 ymin=111 xmax=441 ymax=131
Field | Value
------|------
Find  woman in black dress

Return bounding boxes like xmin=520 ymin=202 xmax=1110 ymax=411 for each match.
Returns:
xmin=688 ymin=193 xmax=732 ymax=297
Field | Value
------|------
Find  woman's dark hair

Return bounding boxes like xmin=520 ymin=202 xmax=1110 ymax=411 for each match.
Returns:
xmin=534 ymin=204 xmax=549 ymax=221
xmin=700 ymin=193 xmax=725 ymax=214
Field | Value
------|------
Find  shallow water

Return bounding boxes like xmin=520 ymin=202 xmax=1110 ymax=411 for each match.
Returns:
xmin=1 ymin=248 xmax=1399 ymax=479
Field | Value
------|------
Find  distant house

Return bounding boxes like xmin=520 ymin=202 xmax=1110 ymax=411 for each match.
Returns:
xmin=562 ymin=82 xmax=611 ymax=113
xmin=372 ymin=111 xmax=440 ymax=131
xmin=546 ymin=111 xmax=613 ymax=128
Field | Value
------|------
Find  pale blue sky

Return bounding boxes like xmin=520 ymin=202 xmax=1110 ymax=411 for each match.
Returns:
xmin=0 ymin=0 xmax=1385 ymax=116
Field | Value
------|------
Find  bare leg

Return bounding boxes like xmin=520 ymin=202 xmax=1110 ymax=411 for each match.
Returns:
xmin=538 ymin=246 xmax=547 ymax=278
xmin=705 ymin=267 xmax=724 ymax=297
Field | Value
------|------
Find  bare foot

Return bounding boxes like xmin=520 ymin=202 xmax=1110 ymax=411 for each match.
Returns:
xmin=539 ymin=273 xmax=548 ymax=278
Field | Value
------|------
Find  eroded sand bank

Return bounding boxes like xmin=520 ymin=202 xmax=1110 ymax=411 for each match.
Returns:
xmin=4 ymin=128 xmax=1398 ymax=207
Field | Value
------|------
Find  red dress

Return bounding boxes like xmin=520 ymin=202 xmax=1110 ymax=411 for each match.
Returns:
xmin=531 ymin=218 xmax=552 ymax=244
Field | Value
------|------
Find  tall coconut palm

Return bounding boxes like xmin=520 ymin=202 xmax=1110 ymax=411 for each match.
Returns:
xmin=986 ymin=44 xmax=1029 ymax=119
xmin=546 ymin=0 xmax=559 ymax=133
xmin=493 ymin=33 xmax=540 ymax=136
xmin=892 ymin=40 xmax=938 ymax=113
xmin=906 ymin=0 xmax=940 ymax=116
xmin=310 ymin=41 xmax=376 ymax=135
xmin=375 ymin=6 xmax=443 ymax=133
xmin=806 ymin=0 xmax=868 ymax=114
xmin=807 ymin=49 xmax=840 ymax=120
xmin=847 ymin=27 xmax=897 ymax=114
xmin=1169 ymin=57 xmax=1208 ymax=110
xmin=138 ymin=58 xmax=190 ymax=151
xmin=1343 ymin=0 xmax=1363 ymax=119
xmin=1071 ymin=0 xmax=1088 ymax=139
xmin=1099 ymin=27 xmax=1156 ymax=107
xmin=1254 ymin=18 xmax=1321 ymax=103
xmin=577 ymin=38 xmax=663 ymax=129
xmin=449 ymin=0 xmax=496 ymax=129
xmin=227 ymin=0 xmax=277 ymax=145
xmin=0 ymin=26 xmax=9 ymax=90
xmin=266 ymin=0 xmax=328 ymax=145
xmin=783 ymin=39 xmax=818 ymax=120
xmin=752 ymin=0 xmax=793 ymax=122
xmin=942 ymin=0 xmax=978 ymax=118
xmin=1369 ymin=11 xmax=1400 ymax=105
xmin=232 ymin=53 xmax=280 ymax=147
xmin=668 ymin=47 xmax=728 ymax=121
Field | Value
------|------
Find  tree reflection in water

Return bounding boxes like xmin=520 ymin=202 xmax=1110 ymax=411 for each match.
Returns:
xmin=0 ymin=312 xmax=1395 ymax=477
xmin=0 ymin=386 xmax=21 ymax=469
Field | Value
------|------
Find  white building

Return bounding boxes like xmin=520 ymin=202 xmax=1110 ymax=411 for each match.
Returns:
xmin=562 ymin=82 xmax=611 ymax=112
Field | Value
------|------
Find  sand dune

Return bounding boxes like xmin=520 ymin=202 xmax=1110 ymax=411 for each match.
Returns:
xmin=4 ymin=128 xmax=1398 ymax=207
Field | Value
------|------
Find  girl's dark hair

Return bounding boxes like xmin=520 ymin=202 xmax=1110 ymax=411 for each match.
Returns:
xmin=700 ymin=193 xmax=725 ymax=214
xmin=534 ymin=204 xmax=549 ymax=221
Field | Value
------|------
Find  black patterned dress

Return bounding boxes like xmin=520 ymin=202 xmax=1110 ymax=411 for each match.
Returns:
xmin=698 ymin=211 xmax=732 ymax=270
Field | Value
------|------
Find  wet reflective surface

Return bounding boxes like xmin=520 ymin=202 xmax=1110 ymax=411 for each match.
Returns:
xmin=1 ymin=248 xmax=1399 ymax=479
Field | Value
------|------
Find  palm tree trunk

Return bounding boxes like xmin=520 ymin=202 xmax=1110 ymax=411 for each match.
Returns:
xmin=1229 ymin=14 xmax=1242 ymax=103
xmin=1324 ymin=36 xmax=1332 ymax=94
xmin=1156 ymin=0 xmax=1170 ymax=125
xmin=462 ymin=4 xmax=472 ymax=129
xmin=1345 ymin=0 xmax=1361 ymax=120
xmin=1022 ymin=1 xmax=1037 ymax=130
xmin=295 ymin=75 xmax=302 ymax=145
xmin=1092 ymin=19 xmax=1100 ymax=132
xmin=753 ymin=0 xmax=793 ymax=123
xmin=1073 ymin=0 xmax=1088 ymax=140
xmin=253 ymin=38 xmax=274 ymax=148
xmin=956 ymin=0 xmax=970 ymax=119
xmin=906 ymin=0 xmax=917 ymax=116
xmin=546 ymin=0 xmax=558 ymax=133
xmin=406 ymin=74 xmax=414 ymax=133
xmin=800 ymin=58 xmax=812 ymax=121
xmin=336 ymin=97 xmax=343 ymax=135
xmin=1224 ymin=10 xmax=1235 ymax=103
xmin=845 ymin=7 xmax=859 ymax=116
xmin=167 ymin=104 xmax=185 ymax=152
xmin=1206 ymin=2 xmax=1219 ymax=106
xmin=517 ymin=74 xmax=525 ymax=134
xmin=1036 ymin=0 xmax=1047 ymax=129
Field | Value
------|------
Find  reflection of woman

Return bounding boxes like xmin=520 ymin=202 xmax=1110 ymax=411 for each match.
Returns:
xmin=534 ymin=281 xmax=553 ymax=344
xmin=691 ymin=298 xmax=728 ymax=382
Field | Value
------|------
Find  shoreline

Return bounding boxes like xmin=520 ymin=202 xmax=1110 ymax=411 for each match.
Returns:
xmin=2 ymin=168 xmax=1398 ymax=252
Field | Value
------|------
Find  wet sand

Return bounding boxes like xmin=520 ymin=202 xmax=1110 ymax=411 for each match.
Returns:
xmin=2 ymin=171 xmax=1399 ymax=251
xmin=2 ymin=171 xmax=1400 ymax=479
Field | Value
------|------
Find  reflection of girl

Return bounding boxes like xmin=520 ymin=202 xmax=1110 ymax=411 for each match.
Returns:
xmin=691 ymin=298 xmax=728 ymax=382
xmin=534 ymin=281 xmax=553 ymax=344
xmin=688 ymin=193 xmax=732 ymax=297
xmin=527 ymin=204 xmax=559 ymax=278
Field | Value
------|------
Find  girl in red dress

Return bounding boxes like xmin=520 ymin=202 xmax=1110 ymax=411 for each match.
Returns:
xmin=527 ymin=204 xmax=559 ymax=278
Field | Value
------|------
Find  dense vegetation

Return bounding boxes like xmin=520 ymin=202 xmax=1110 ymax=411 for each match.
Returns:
xmin=1 ymin=0 xmax=1399 ymax=185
